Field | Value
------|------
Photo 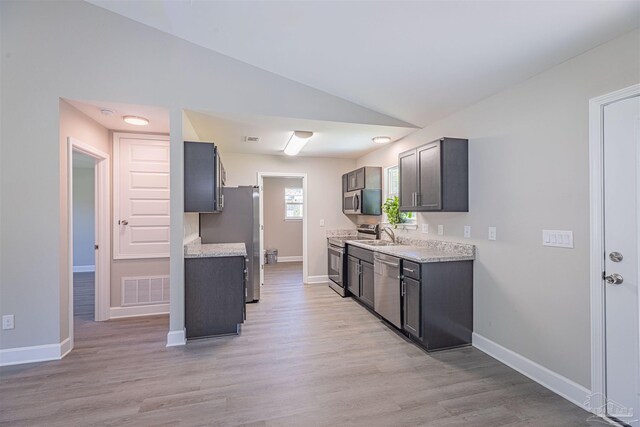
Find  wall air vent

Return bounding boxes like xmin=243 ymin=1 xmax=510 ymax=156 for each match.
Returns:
xmin=245 ymin=136 xmax=260 ymax=143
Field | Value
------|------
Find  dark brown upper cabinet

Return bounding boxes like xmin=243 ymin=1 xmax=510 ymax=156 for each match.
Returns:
xmin=184 ymin=141 xmax=226 ymax=213
xmin=399 ymin=138 xmax=468 ymax=212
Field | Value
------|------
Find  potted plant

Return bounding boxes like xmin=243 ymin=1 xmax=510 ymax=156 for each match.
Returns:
xmin=382 ymin=196 xmax=412 ymax=228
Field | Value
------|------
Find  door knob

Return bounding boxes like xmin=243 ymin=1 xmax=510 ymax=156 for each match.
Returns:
xmin=119 ymin=219 xmax=128 ymax=225
xmin=604 ymin=273 xmax=624 ymax=285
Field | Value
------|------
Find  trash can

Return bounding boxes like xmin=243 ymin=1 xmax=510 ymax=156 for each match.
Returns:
xmin=265 ymin=249 xmax=278 ymax=265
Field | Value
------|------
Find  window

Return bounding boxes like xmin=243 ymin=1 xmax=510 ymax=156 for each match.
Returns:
xmin=384 ymin=165 xmax=415 ymax=224
xmin=285 ymin=187 xmax=303 ymax=220
xmin=386 ymin=165 xmax=399 ymax=199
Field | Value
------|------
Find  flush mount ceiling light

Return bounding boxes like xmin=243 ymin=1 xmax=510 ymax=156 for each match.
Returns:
xmin=123 ymin=115 xmax=149 ymax=126
xmin=284 ymin=131 xmax=313 ymax=156
xmin=372 ymin=136 xmax=392 ymax=144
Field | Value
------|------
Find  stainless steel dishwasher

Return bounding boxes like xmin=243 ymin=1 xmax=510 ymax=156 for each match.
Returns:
xmin=374 ymin=253 xmax=401 ymax=328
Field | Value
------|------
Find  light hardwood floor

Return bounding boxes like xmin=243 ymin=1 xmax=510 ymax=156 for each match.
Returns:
xmin=0 ymin=262 xmax=595 ymax=426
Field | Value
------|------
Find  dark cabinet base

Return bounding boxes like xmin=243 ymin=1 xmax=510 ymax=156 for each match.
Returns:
xmin=185 ymin=256 xmax=245 ymax=339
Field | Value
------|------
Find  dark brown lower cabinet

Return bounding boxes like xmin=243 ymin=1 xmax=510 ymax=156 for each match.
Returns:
xmin=185 ymin=256 xmax=246 ymax=339
xmin=402 ymin=260 xmax=473 ymax=351
xmin=346 ymin=246 xmax=375 ymax=309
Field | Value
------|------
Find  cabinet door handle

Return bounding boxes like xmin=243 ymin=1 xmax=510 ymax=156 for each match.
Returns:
xmin=401 ymin=281 xmax=406 ymax=296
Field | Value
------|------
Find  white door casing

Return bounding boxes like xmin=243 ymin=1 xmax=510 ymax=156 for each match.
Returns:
xmin=113 ymin=133 xmax=170 ymax=259
xmin=603 ymin=95 xmax=640 ymax=427
xmin=584 ymin=84 xmax=640 ymax=426
xmin=257 ymin=172 xmax=308 ymax=286
xmin=67 ymin=137 xmax=111 ymax=354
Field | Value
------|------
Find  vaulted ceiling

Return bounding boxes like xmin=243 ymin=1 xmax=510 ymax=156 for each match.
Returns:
xmin=88 ymin=0 xmax=639 ymax=128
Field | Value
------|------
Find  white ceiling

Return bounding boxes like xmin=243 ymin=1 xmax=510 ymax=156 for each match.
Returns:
xmin=65 ymin=99 xmax=170 ymax=134
xmin=88 ymin=1 xmax=639 ymax=127
xmin=185 ymin=110 xmax=416 ymax=159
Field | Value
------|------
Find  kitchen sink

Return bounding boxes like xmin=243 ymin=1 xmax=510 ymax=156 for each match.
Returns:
xmin=362 ymin=241 xmax=400 ymax=247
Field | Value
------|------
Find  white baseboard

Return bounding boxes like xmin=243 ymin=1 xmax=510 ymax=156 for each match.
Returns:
xmin=305 ymin=275 xmax=329 ymax=284
xmin=277 ymin=256 xmax=303 ymax=263
xmin=73 ymin=265 xmax=95 ymax=273
xmin=109 ymin=303 xmax=169 ymax=319
xmin=166 ymin=328 xmax=186 ymax=347
xmin=0 ymin=337 xmax=71 ymax=367
xmin=472 ymin=333 xmax=591 ymax=411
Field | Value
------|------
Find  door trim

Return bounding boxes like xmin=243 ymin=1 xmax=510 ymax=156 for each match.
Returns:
xmin=67 ymin=137 xmax=111 ymax=348
xmin=257 ymin=172 xmax=308 ymax=286
xmin=588 ymin=83 xmax=640 ymax=419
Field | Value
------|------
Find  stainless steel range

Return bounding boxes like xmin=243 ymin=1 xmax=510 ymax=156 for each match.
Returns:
xmin=327 ymin=224 xmax=379 ymax=296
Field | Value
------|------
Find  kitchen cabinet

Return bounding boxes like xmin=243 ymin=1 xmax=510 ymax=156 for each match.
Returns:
xmin=185 ymin=255 xmax=246 ymax=339
xmin=399 ymin=137 xmax=468 ymax=212
xmin=342 ymin=166 xmax=382 ymax=216
xmin=346 ymin=166 xmax=383 ymax=192
xmin=346 ymin=245 xmax=375 ymax=308
xmin=360 ymin=261 xmax=374 ymax=308
xmin=402 ymin=275 xmax=421 ymax=338
xmin=184 ymin=141 xmax=226 ymax=213
xmin=401 ymin=259 xmax=473 ymax=351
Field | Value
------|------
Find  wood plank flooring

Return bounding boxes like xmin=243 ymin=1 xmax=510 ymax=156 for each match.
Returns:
xmin=0 ymin=262 xmax=595 ymax=426
xmin=74 ymin=272 xmax=95 ymax=320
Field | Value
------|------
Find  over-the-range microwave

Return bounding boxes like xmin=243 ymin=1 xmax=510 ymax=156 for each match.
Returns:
xmin=343 ymin=190 xmax=361 ymax=214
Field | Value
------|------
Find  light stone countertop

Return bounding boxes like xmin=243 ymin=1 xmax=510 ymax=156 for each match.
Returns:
xmin=184 ymin=237 xmax=247 ymax=258
xmin=346 ymin=237 xmax=475 ymax=263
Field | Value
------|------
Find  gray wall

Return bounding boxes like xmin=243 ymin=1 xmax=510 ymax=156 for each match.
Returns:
xmin=72 ymin=161 xmax=95 ymax=268
xmin=0 ymin=0 xmax=405 ymax=349
xmin=356 ymin=29 xmax=640 ymax=388
xmin=264 ymin=177 xmax=303 ymax=258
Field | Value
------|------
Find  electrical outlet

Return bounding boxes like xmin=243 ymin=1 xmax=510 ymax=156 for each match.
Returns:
xmin=319 ymin=219 xmax=325 ymax=227
xmin=488 ymin=227 xmax=497 ymax=241
xmin=464 ymin=226 xmax=471 ymax=238
xmin=421 ymin=224 xmax=429 ymax=234
xmin=437 ymin=225 xmax=444 ymax=236
xmin=2 ymin=315 xmax=14 ymax=330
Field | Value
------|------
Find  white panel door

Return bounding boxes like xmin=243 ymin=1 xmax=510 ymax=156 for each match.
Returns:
xmin=604 ymin=95 xmax=640 ymax=427
xmin=114 ymin=133 xmax=170 ymax=259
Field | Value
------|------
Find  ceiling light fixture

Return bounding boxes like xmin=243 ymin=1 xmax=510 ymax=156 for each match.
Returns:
xmin=123 ymin=115 xmax=149 ymax=126
xmin=100 ymin=108 xmax=114 ymax=116
xmin=284 ymin=131 xmax=313 ymax=156
xmin=372 ymin=136 xmax=392 ymax=144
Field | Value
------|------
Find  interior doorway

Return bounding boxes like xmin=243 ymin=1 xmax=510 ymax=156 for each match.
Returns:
xmin=589 ymin=84 xmax=640 ymax=427
xmin=67 ymin=137 xmax=111 ymax=349
xmin=257 ymin=173 xmax=308 ymax=289
xmin=72 ymin=152 xmax=97 ymax=321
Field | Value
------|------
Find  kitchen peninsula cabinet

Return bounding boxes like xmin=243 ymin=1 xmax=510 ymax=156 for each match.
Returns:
xmin=399 ymin=137 xmax=468 ymax=212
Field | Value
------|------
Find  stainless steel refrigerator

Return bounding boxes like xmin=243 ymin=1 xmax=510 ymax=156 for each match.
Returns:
xmin=199 ymin=186 xmax=261 ymax=302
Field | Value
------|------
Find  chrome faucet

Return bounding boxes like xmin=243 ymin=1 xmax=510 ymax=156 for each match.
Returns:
xmin=382 ymin=226 xmax=396 ymax=244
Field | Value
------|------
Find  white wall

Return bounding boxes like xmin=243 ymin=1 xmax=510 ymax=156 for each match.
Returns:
xmin=264 ymin=177 xmax=304 ymax=258
xmin=72 ymin=162 xmax=95 ymax=268
xmin=356 ymin=29 xmax=640 ymax=388
xmin=0 ymin=0 xmax=402 ymax=350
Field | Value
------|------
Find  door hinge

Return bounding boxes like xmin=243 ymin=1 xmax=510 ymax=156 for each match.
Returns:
xmin=94 ymin=244 xmax=99 ymax=250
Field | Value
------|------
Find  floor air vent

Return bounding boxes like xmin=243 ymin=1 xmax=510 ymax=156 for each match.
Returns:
xmin=122 ymin=276 xmax=170 ymax=306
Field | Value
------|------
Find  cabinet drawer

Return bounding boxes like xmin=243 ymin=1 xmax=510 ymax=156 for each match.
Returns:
xmin=346 ymin=245 xmax=374 ymax=264
xmin=402 ymin=260 xmax=420 ymax=280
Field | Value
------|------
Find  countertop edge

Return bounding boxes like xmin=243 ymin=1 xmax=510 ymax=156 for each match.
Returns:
xmin=346 ymin=240 xmax=475 ymax=263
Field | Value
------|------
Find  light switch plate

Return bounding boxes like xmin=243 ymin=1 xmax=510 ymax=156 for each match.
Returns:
xmin=464 ymin=226 xmax=471 ymax=238
xmin=488 ymin=227 xmax=497 ymax=241
xmin=2 ymin=314 xmax=14 ymax=330
xmin=543 ymin=230 xmax=573 ymax=248
xmin=437 ymin=225 xmax=444 ymax=236
xmin=319 ymin=219 xmax=325 ymax=227
xmin=422 ymin=224 xmax=429 ymax=234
